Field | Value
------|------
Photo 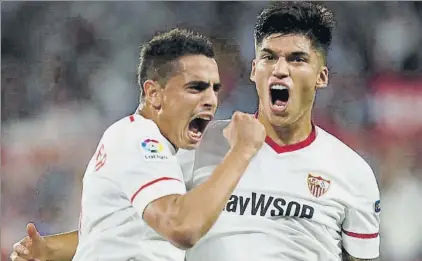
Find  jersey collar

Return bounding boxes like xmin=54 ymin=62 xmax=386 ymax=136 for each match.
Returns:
xmin=254 ymin=112 xmax=316 ymax=154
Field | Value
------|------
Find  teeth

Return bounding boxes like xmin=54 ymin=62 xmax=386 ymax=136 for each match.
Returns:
xmin=271 ymin=85 xmax=288 ymax=90
xmin=189 ymin=130 xmax=202 ymax=138
xmin=198 ymin=115 xmax=211 ymax=120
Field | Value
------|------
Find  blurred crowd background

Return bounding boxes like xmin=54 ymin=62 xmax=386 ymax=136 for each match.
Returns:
xmin=2 ymin=2 xmax=422 ymax=260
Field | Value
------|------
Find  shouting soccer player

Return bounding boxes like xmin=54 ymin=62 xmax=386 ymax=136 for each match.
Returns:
xmin=9 ymin=28 xmax=266 ymax=261
xmin=182 ymin=2 xmax=380 ymax=261
xmin=11 ymin=3 xmax=380 ymax=261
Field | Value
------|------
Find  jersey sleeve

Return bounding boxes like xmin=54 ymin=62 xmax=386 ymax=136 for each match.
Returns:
xmin=341 ymin=163 xmax=381 ymax=259
xmin=104 ymin=121 xmax=186 ymax=216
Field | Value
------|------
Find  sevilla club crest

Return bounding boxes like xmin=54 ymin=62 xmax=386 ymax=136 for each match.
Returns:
xmin=307 ymin=173 xmax=331 ymax=198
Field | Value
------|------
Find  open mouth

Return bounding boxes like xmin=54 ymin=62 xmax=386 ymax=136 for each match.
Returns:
xmin=270 ymin=85 xmax=290 ymax=110
xmin=188 ymin=115 xmax=212 ymax=141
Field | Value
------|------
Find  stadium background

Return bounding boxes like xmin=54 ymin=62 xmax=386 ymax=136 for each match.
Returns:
xmin=1 ymin=2 xmax=422 ymax=260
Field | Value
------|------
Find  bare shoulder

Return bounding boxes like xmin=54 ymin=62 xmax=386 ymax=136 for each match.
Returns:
xmin=342 ymin=250 xmax=380 ymax=261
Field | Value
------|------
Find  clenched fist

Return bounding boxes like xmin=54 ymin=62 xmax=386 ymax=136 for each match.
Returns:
xmin=223 ymin=111 xmax=266 ymax=158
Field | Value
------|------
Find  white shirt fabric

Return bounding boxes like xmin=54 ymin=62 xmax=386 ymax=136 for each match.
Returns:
xmin=182 ymin=120 xmax=380 ymax=261
xmin=73 ymin=114 xmax=186 ymax=261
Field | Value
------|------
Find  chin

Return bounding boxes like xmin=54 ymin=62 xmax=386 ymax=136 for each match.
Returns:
xmin=266 ymin=109 xmax=291 ymax=127
xmin=177 ymin=136 xmax=200 ymax=150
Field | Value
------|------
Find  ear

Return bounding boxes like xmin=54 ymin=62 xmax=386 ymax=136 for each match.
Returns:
xmin=316 ymin=66 xmax=329 ymax=89
xmin=143 ymin=80 xmax=162 ymax=108
xmin=250 ymin=59 xmax=256 ymax=83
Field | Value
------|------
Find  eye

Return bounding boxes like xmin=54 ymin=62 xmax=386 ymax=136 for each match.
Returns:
xmin=289 ymin=55 xmax=307 ymax=63
xmin=213 ymin=84 xmax=221 ymax=92
xmin=186 ymin=81 xmax=213 ymax=94
xmin=262 ymin=54 xmax=275 ymax=61
xmin=188 ymin=84 xmax=207 ymax=93
xmin=189 ymin=85 xmax=202 ymax=92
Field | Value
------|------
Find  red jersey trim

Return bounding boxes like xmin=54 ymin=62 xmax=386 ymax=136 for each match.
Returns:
xmin=343 ymin=230 xmax=379 ymax=239
xmin=254 ymin=112 xmax=316 ymax=154
xmin=130 ymin=177 xmax=181 ymax=203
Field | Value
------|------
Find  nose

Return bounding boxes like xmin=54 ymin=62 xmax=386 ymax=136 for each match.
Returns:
xmin=202 ymin=85 xmax=218 ymax=110
xmin=272 ymin=57 xmax=289 ymax=79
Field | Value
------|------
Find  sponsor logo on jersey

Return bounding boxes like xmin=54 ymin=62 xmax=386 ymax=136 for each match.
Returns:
xmin=142 ymin=139 xmax=163 ymax=153
xmin=307 ymin=173 xmax=331 ymax=198
xmin=374 ymin=200 xmax=381 ymax=213
xmin=141 ymin=139 xmax=167 ymax=160
xmin=223 ymin=192 xmax=314 ymax=219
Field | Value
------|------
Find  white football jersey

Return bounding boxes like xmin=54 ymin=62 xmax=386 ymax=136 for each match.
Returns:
xmin=182 ymin=120 xmax=381 ymax=261
xmin=73 ymin=114 xmax=186 ymax=261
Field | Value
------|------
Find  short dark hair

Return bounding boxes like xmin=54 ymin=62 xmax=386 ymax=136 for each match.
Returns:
xmin=137 ymin=28 xmax=214 ymax=101
xmin=254 ymin=2 xmax=335 ymax=63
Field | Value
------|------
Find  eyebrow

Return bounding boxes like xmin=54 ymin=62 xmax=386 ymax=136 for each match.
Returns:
xmin=260 ymin=48 xmax=310 ymax=57
xmin=260 ymin=48 xmax=278 ymax=57
xmin=290 ymin=51 xmax=310 ymax=57
xmin=185 ymin=81 xmax=221 ymax=90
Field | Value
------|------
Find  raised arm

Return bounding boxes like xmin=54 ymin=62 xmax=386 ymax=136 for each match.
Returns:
xmin=142 ymin=112 xmax=265 ymax=248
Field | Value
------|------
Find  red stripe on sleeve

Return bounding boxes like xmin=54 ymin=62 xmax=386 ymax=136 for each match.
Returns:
xmin=130 ymin=177 xmax=180 ymax=203
xmin=343 ymin=230 xmax=379 ymax=239
xmin=129 ymin=115 xmax=135 ymax=122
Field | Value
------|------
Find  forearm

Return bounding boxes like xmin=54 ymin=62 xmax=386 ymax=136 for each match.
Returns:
xmin=44 ymin=230 xmax=78 ymax=261
xmin=171 ymin=146 xmax=255 ymax=244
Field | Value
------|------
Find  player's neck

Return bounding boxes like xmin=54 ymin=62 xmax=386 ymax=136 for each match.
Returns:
xmin=138 ymin=104 xmax=157 ymax=122
xmin=138 ymin=105 xmax=166 ymax=135
xmin=138 ymin=105 xmax=178 ymax=150
xmin=258 ymin=109 xmax=313 ymax=147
